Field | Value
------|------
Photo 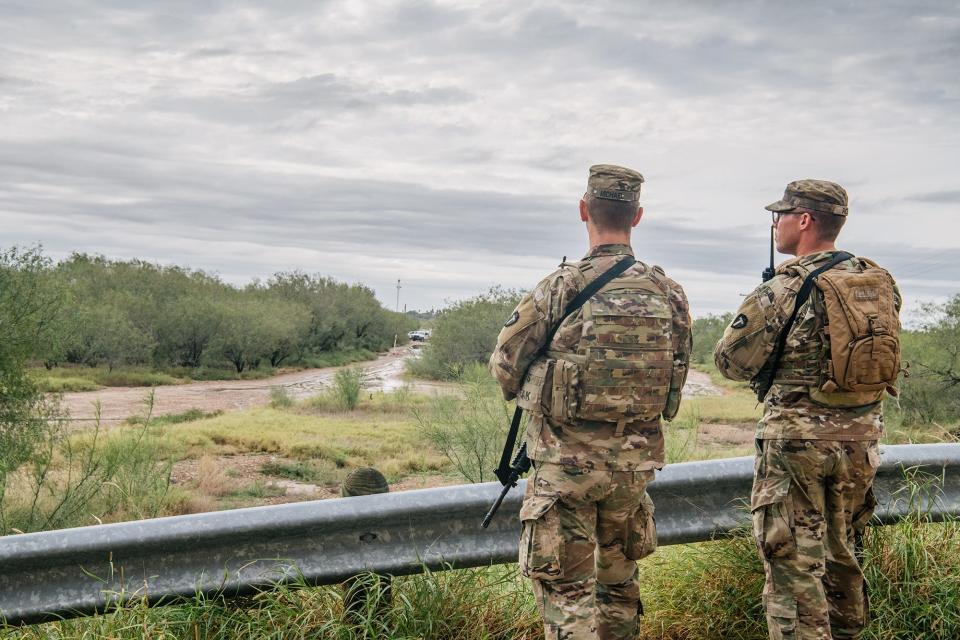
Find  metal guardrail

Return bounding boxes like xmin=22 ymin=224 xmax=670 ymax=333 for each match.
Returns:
xmin=1 ymin=443 xmax=958 ymax=626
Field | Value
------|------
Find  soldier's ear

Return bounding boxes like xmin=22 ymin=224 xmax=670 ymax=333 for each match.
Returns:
xmin=631 ymin=206 xmax=643 ymax=227
xmin=579 ymin=198 xmax=590 ymax=222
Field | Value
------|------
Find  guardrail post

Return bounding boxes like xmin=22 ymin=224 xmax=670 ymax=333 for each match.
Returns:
xmin=340 ymin=468 xmax=392 ymax=622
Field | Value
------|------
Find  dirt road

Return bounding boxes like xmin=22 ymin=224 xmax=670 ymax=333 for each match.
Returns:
xmin=58 ymin=352 xmax=723 ymax=425
xmin=58 ymin=348 xmax=449 ymax=424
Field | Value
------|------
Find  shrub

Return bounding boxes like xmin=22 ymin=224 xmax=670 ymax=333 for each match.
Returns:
xmin=408 ymin=287 xmax=521 ymax=380
xmin=270 ymin=386 xmax=295 ymax=409
xmin=691 ymin=313 xmax=733 ymax=365
xmin=1 ymin=404 xmax=176 ymax=534
xmin=261 ymin=460 xmax=334 ymax=484
xmin=414 ymin=363 xmax=511 ymax=483
xmin=332 ymin=368 xmax=364 ymax=411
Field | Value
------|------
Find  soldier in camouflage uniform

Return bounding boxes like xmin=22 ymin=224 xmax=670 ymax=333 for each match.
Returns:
xmin=490 ymin=165 xmax=692 ymax=640
xmin=714 ymin=180 xmax=902 ymax=640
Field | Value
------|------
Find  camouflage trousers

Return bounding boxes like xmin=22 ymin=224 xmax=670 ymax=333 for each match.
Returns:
xmin=752 ymin=439 xmax=881 ymax=640
xmin=519 ymin=461 xmax=657 ymax=640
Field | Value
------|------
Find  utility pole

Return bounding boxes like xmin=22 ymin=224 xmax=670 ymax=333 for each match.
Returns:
xmin=393 ymin=279 xmax=402 ymax=350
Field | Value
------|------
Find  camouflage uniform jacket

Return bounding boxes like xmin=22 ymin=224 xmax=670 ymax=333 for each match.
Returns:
xmin=489 ymin=244 xmax=692 ymax=471
xmin=714 ymin=250 xmax=902 ymax=441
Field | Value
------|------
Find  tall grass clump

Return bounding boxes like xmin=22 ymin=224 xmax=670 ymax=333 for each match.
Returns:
xmin=332 ymin=367 xmax=364 ymax=411
xmin=859 ymin=470 xmax=960 ymax=638
xmin=414 ymin=363 xmax=511 ymax=483
xmin=270 ymin=386 xmax=294 ymax=409
xmin=0 ymin=398 xmax=176 ymax=534
xmin=639 ymin=469 xmax=960 ymax=640
xmin=2 ymin=566 xmax=540 ymax=639
xmin=665 ymin=405 xmax=701 ymax=463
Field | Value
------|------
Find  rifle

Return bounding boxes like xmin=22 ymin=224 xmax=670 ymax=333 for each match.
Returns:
xmin=480 ymin=256 xmax=636 ymax=529
xmin=762 ymin=224 xmax=775 ymax=282
xmin=480 ymin=443 xmax=530 ymax=529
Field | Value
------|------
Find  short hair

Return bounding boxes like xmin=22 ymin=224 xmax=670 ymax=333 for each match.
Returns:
xmin=803 ymin=209 xmax=846 ymax=242
xmin=584 ymin=194 xmax=638 ymax=233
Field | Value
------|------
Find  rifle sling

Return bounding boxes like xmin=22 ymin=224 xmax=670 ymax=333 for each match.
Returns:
xmin=757 ymin=251 xmax=853 ymax=401
xmin=495 ymin=256 xmax=637 ymax=484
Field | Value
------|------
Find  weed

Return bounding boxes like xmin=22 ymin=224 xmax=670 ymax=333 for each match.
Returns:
xmin=126 ymin=408 xmax=223 ymax=427
xmin=227 ymin=481 xmax=287 ymax=500
xmin=332 ymin=368 xmax=364 ymax=411
xmin=1 ymin=565 xmax=540 ymax=639
xmin=261 ymin=460 xmax=327 ymax=483
xmin=270 ymin=386 xmax=294 ymax=409
xmin=414 ymin=363 xmax=510 ymax=483
xmin=1 ymin=395 xmax=177 ymax=534
xmin=666 ymin=405 xmax=701 ymax=463
xmin=196 ymin=456 xmax=234 ymax=497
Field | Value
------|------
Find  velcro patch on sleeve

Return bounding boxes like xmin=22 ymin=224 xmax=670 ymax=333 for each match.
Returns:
xmin=732 ymin=313 xmax=749 ymax=329
xmin=504 ymin=310 xmax=520 ymax=327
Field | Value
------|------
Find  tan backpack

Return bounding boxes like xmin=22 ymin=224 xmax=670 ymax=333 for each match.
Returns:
xmin=812 ymin=259 xmax=900 ymax=403
xmin=762 ymin=252 xmax=900 ymax=406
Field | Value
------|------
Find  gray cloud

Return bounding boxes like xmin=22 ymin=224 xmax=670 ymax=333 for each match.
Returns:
xmin=0 ymin=0 xmax=957 ymax=315
xmin=905 ymin=190 xmax=960 ymax=204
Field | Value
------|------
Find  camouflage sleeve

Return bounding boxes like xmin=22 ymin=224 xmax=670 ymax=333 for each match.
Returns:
xmin=488 ymin=271 xmax=568 ymax=400
xmin=713 ymin=277 xmax=795 ymax=382
xmin=663 ymin=278 xmax=692 ymax=420
xmin=669 ymin=281 xmax=692 ymax=373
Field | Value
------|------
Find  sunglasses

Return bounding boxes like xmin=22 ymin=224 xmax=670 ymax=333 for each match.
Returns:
xmin=771 ymin=211 xmax=816 ymax=224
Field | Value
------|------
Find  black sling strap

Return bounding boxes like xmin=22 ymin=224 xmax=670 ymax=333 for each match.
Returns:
xmin=756 ymin=251 xmax=853 ymax=402
xmin=494 ymin=256 xmax=636 ymax=485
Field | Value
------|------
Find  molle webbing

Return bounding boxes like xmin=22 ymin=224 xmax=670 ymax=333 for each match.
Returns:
xmin=570 ymin=269 xmax=675 ymax=422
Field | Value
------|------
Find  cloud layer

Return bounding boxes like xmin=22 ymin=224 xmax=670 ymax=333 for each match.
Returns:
xmin=1 ymin=0 xmax=958 ymax=317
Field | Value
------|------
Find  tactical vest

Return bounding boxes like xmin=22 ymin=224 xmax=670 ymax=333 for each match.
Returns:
xmin=773 ymin=255 xmax=900 ymax=407
xmin=517 ymin=261 xmax=679 ymax=424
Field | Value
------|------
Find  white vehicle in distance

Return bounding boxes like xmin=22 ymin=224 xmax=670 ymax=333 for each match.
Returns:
xmin=408 ymin=330 xmax=431 ymax=341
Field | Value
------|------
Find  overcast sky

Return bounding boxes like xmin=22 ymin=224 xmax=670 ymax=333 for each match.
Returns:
xmin=2 ymin=0 xmax=958 ymax=320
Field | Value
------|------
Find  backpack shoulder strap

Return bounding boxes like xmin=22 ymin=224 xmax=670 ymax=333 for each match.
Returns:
xmin=545 ymin=256 xmax=636 ymax=347
xmin=756 ymin=251 xmax=853 ymax=401
xmin=494 ymin=256 xmax=636 ymax=485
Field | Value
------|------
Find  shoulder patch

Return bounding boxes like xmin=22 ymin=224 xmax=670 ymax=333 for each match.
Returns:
xmin=503 ymin=310 xmax=520 ymax=327
xmin=731 ymin=313 xmax=749 ymax=330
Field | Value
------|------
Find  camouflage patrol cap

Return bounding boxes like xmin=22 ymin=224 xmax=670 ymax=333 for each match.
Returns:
xmin=765 ymin=179 xmax=849 ymax=217
xmin=587 ymin=164 xmax=644 ymax=202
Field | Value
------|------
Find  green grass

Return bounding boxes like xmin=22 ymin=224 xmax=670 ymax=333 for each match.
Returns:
xmin=0 ymin=566 xmax=541 ymax=640
xmin=30 ymin=349 xmax=381 ymax=392
xmin=126 ymin=408 xmax=224 ymax=427
xmin=159 ymin=406 xmax=448 ymax=484
xmin=261 ymin=460 xmax=329 ymax=483
xmin=691 ymin=362 xmax=751 ymax=392
xmin=305 ymin=387 xmax=429 ymax=414
xmin=32 ymin=367 xmax=184 ymax=391
xmin=225 ymin=480 xmax=287 ymax=501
